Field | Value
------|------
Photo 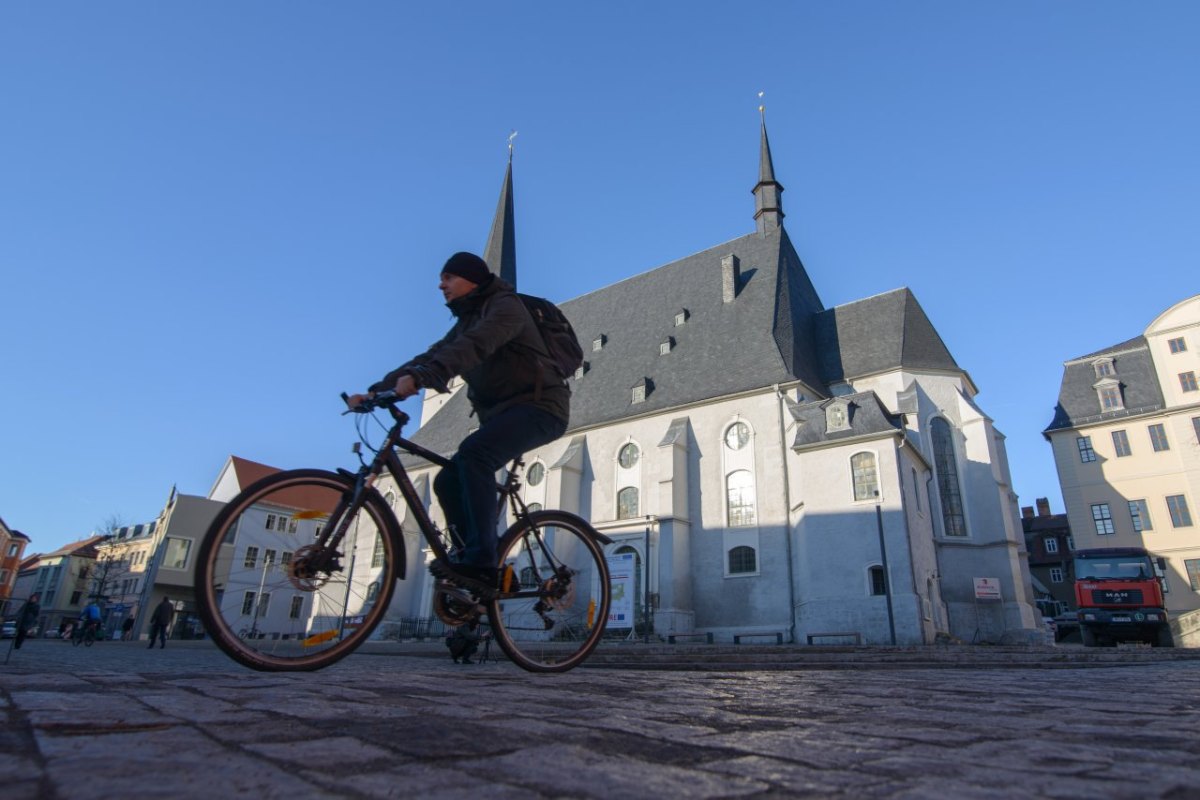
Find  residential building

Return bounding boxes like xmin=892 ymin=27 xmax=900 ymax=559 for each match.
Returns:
xmin=11 ymin=536 xmax=105 ymax=635
xmin=1020 ymin=498 xmax=1074 ymax=617
xmin=369 ymin=118 xmax=1038 ymax=645
xmin=1045 ymin=294 xmax=1200 ymax=616
xmin=1 ymin=516 xmax=31 ymax=617
xmin=93 ymin=519 xmax=160 ymax=637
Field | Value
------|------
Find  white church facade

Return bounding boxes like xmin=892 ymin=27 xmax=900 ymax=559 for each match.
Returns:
xmin=380 ymin=120 xmax=1040 ymax=646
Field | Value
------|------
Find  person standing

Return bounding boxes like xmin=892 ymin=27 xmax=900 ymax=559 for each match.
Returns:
xmin=121 ymin=616 xmax=135 ymax=641
xmin=147 ymin=597 xmax=173 ymax=649
xmin=13 ymin=593 xmax=40 ymax=650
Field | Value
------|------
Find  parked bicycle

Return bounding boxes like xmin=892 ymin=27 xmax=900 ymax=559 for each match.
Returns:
xmin=194 ymin=391 xmax=612 ymax=673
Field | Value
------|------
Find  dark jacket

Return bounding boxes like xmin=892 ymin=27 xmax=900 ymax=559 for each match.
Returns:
xmin=373 ymin=275 xmax=570 ymax=424
xmin=151 ymin=600 xmax=173 ymax=627
xmin=18 ymin=599 xmax=39 ymax=626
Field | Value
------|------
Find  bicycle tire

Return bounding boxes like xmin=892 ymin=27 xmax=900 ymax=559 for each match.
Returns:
xmin=194 ymin=468 xmax=403 ymax=671
xmin=83 ymin=629 xmax=95 ymax=647
xmin=488 ymin=510 xmax=611 ymax=672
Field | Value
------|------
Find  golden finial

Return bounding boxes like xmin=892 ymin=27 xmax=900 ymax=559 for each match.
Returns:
xmin=758 ymin=90 xmax=765 ymax=117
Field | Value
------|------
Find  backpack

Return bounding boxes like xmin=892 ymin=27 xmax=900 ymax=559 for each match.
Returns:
xmin=516 ymin=293 xmax=584 ymax=380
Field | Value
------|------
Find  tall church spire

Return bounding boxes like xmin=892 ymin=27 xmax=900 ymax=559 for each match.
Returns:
xmin=484 ymin=132 xmax=518 ymax=287
xmin=752 ymin=104 xmax=785 ymax=234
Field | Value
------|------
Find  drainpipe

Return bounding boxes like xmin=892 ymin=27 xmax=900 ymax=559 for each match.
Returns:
xmin=774 ymin=384 xmax=798 ymax=644
xmin=896 ymin=436 xmax=925 ymax=643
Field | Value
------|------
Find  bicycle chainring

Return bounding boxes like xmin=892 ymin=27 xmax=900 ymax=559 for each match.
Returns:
xmin=432 ymin=581 xmax=484 ymax=626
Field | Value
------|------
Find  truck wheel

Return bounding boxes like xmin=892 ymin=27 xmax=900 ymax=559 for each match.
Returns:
xmin=1156 ymin=627 xmax=1175 ymax=648
xmin=1080 ymin=626 xmax=1097 ymax=647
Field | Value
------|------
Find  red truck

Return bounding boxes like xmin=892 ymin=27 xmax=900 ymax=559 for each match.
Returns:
xmin=1074 ymin=547 xmax=1174 ymax=647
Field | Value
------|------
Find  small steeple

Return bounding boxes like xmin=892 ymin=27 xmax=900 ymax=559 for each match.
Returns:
xmin=484 ymin=132 xmax=518 ymax=287
xmin=752 ymin=101 xmax=785 ymax=234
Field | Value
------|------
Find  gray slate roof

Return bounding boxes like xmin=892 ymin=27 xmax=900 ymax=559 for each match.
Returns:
xmin=407 ymin=231 xmax=964 ymax=461
xmin=786 ymin=392 xmax=904 ymax=451
xmin=1044 ymin=335 xmax=1164 ymax=433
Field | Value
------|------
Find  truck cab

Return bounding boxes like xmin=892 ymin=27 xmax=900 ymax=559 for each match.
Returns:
xmin=1074 ymin=547 xmax=1173 ymax=647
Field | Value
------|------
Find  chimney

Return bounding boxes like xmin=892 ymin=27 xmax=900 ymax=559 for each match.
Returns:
xmin=1036 ymin=498 xmax=1051 ymax=517
xmin=721 ymin=254 xmax=740 ymax=304
xmin=1021 ymin=506 xmax=1034 ymax=519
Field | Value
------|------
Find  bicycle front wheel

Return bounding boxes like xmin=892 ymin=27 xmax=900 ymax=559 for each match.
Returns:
xmin=194 ymin=469 xmax=402 ymax=671
xmin=489 ymin=510 xmax=611 ymax=672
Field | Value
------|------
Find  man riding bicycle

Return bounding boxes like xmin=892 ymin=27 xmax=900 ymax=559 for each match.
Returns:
xmin=347 ymin=252 xmax=569 ymax=595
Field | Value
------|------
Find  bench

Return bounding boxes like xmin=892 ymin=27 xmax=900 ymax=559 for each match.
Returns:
xmin=806 ymin=631 xmax=862 ymax=645
xmin=667 ymin=632 xmax=714 ymax=644
xmin=733 ymin=632 xmax=784 ymax=645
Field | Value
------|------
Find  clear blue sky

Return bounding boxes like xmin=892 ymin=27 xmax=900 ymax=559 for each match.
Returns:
xmin=3 ymin=3 xmax=1197 ymax=555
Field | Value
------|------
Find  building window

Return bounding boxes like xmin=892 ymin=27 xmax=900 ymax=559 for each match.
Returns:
xmin=289 ymin=596 xmax=303 ymax=619
xmin=1094 ymin=359 xmax=1114 ymax=378
xmin=1050 ymin=567 xmax=1064 ymax=584
xmin=728 ymin=546 xmax=756 ymax=575
xmin=1167 ymin=495 xmax=1193 ymax=528
xmin=1067 ymin=536 xmax=1075 ymax=550
xmin=1111 ymin=429 xmax=1131 ymax=457
xmin=1076 ymin=437 xmax=1096 ymax=463
xmin=631 ymin=384 xmax=646 ymax=404
xmin=527 ymin=462 xmax=545 ymax=486
xmin=869 ymin=565 xmax=886 ymax=596
xmin=69 ymin=590 xmax=82 ymax=605
xmin=618 ymin=443 xmax=640 ymax=469
xmin=266 ymin=514 xmax=278 ymax=531
xmin=1128 ymin=499 xmax=1153 ymax=533
xmin=1168 ymin=337 xmax=1187 ymax=354
xmin=1194 ymin=417 xmax=1200 ymax=444
xmin=526 ymin=502 xmax=542 ymax=513
xmin=287 ymin=518 xmax=298 ymax=534
xmin=1149 ymin=423 xmax=1170 ymax=452
xmin=1098 ymin=386 xmax=1123 ymax=410
xmin=931 ymin=418 xmax=968 ymax=537
xmin=617 ymin=487 xmax=639 ymax=520
xmin=281 ymin=551 xmax=293 ymax=565
xmin=257 ymin=593 xmax=271 ymax=617
xmin=241 ymin=592 xmax=256 ymax=616
xmin=264 ymin=549 xmax=276 ymax=566
xmin=574 ymin=363 xmax=587 ymax=380
xmin=726 ymin=470 xmax=757 ymax=527
xmin=163 ymin=538 xmax=192 ymax=570
xmin=244 ymin=547 xmax=259 ymax=569
xmin=724 ymin=422 xmax=750 ymax=451
xmin=1181 ymin=372 xmax=1198 ymax=393
xmin=592 ymin=336 xmax=605 ymax=352
xmin=674 ymin=310 xmax=688 ymax=327
xmin=1091 ymin=504 xmax=1115 ymax=535
xmin=659 ymin=338 xmax=674 ymax=355
xmin=371 ymin=536 xmax=384 ymax=568
xmin=1183 ymin=559 xmax=1200 ymax=591
xmin=366 ymin=581 xmax=379 ymax=602
xmin=1044 ymin=538 xmax=1059 ymax=554
xmin=851 ymin=452 xmax=879 ymax=501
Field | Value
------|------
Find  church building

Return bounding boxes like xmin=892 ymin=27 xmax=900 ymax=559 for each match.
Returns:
xmin=383 ymin=118 xmax=1039 ymax=646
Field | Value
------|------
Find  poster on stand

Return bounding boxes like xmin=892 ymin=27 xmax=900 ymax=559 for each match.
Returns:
xmin=607 ymin=552 xmax=636 ymax=629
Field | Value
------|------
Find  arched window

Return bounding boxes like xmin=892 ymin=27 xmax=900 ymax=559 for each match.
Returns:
xmin=851 ymin=452 xmax=878 ymax=501
xmin=366 ymin=581 xmax=380 ymax=602
xmin=726 ymin=470 xmax=756 ymax=527
xmin=617 ymin=487 xmax=639 ymax=519
xmin=930 ymin=418 xmax=968 ymax=537
xmin=526 ymin=502 xmax=543 ymax=513
xmin=869 ymin=565 xmax=887 ymax=596
xmin=519 ymin=566 xmax=538 ymax=588
xmin=527 ymin=462 xmax=546 ymax=486
xmin=618 ymin=443 xmax=640 ymax=469
xmin=728 ymin=545 xmax=756 ymax=574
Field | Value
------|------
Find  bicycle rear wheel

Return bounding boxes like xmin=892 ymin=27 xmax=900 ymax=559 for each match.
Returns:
xmin=488 ymin=510 xmax=611 ymax=672
xmin=194 ymin=469 xmax=402 ymax=671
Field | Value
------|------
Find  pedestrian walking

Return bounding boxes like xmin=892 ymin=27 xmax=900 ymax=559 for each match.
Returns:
xmin=147 ymin=598 xmax=173 ymax=649
xmin=121 ymin=616 xmax=135 ymax=641
xmin=12 ymin=593 xmax=40 ymax=650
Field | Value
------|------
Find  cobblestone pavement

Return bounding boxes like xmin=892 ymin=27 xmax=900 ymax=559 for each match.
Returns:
xmin=2 ymin=640 xmax=1199 ymax=799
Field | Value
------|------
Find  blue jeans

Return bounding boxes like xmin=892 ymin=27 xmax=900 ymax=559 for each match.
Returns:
xmin=433 ymin=404 xmax=567 ymax=568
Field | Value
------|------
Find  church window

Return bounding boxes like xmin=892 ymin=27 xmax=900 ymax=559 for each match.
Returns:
xmin=574 ymin=361 xmax=589 ymax=380
xmin=618 ymin=443 xmax=640 ymax=469
xmin=826 ymin=401 xmax=850 ymax=433
xmin=527 ymin=462 xmax=546 ymax=486
xmin=851 ymin=452 xmax=879 ymax=501
xmin=632 ymin=383 xmax=646 ymax=404
xmin=869 ymin=565 xmax=887 ymax=596
xmin=617 ymin=487 xmax=639 ymax=519
xmin=371 ymin=535 xmax=384 ymax=568
xmin=366 ymin=581 xmax=379 ymax=602
xmin=526 ymin=502 xmax=542 ymax=513
xmin=674 ymin=310 xmax=688 ymax=326
xmin=726 ymin=470 xmax=756 ymax=527
xmin=930 ymin=418 xmax=968 ymax=537
xmin=592 ymin=335 xmax=606 ymax=352
xmin=659 ymin=338 xmax=674 ymax=355
xmin=728 ymin=546 xmax=756 ymax=575
xmin=724 ymin=422 xmax=750 ymax=451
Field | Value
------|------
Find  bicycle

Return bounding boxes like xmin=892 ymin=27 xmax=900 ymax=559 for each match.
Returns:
xmin=72 ymin=620 xmax=99 ymax=647
xmin=194 ymin=391 xmax=613 ymax=673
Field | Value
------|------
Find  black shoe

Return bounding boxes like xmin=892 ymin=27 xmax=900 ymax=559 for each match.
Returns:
xmin=429 ymin=560 xmax=499 ymax=597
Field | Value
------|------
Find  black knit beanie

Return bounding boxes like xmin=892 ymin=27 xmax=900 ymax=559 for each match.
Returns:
xmin=441 ymin=252 xmax=491 ymax=285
